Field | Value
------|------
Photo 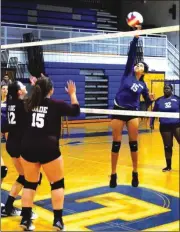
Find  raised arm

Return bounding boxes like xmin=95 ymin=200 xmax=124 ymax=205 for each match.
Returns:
xmin=57 ymin=80 xmax=80 ymax=117
xmin=123 ymin=36 xmax=139 ymax=77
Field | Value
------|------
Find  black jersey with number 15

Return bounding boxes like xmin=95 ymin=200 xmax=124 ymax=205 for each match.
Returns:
xmin=25 ymin=98 xmax=80 ymax=138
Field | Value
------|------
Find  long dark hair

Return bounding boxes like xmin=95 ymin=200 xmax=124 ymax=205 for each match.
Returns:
xmin=7 ymin=81 xmax=21 ymax=103
xmin=26 ymin=76 xmax=53 ymax=111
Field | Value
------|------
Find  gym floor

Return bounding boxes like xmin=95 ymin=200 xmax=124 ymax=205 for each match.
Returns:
xmin=1 ymin=121 xmax=179 ymax=231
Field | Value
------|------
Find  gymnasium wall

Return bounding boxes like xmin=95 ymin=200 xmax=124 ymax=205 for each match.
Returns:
xmin=9 ymin=50 xmax=167 ymax=121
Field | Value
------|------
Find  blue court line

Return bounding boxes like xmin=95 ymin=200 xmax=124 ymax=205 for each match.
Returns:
xmin=34 ymin=185 xmax=179 ymax=231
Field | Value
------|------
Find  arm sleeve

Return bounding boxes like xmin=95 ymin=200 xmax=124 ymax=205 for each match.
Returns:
xmin=56 ymin=100 xmax=80 ymax=117
xmin=150 ymin=100 xmax=159 ymax=127
xmin=123 ymin=37 xmax=139 ymax=77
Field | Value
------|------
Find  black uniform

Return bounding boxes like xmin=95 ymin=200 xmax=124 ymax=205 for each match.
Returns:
xmin=21 ymin=98 xmax=80 ymax=164
xmin=5 ymin=99 xmax=27 ymax=158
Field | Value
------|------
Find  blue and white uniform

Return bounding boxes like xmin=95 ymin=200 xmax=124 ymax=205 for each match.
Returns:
xmin=150 ymin=95 xmax=180 ymax=131
xmin=1 ymin=100 xmax=7 ymax=141
xmin=113 ymin=37 xmax=152 ymax=121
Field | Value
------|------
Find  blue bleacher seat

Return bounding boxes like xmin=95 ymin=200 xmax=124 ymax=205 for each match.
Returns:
xmin=2 ymin=1 xmax=36 ymax=9
xmin=50 ymin=75 xmax=85 ymax=82
xmin=2 ymin=7 xmax=28 ymax=15
xmin=45 ymin=62 xmax=125 ymax=70
xmin=73 ymin=8 xmax=96 ymax=15
xmin=46 ymin=68 xmax=80 ymax=75
xmin=38 ymin=18 xmax=96 ymax=28
xmin=105 ymin=70 xmax=125 ymax=76
xmin=1 ymin=14 xmax=28 ymax=23
xmin=53 ymin=82 xmax=85 ymax=88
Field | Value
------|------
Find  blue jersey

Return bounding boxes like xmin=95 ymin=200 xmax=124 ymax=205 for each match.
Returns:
xmin=1 ymin=100 xmax=7 ymax=129
xmin=150 ymin=95 xmax=180 ymax=125
xmin=115 ymin=37 xmax=152 ymax=110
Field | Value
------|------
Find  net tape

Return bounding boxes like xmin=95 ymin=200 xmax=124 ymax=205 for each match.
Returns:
xmin=1 ymin=25 xmax=179 ymax=49
xmin=80 ymin=108 xmax=179 ymax=118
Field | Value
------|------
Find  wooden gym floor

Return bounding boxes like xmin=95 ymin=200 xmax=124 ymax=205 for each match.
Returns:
xmin=1 ymin=121 xmax=179 ymax=231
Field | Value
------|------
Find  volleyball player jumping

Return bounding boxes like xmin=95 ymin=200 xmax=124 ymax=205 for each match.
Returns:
xmin=110 ymin=26 xmax=154 ymax=188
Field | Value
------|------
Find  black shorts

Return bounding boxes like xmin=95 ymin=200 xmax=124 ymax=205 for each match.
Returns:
xmin=111 ymin=105 xmax=138 ymax=122
xmin=6 ymin=135 xmax=22 ymax=158
xmin=160 ymin=123 xmax=180 ymax=132
xmin=21 ymin=135 xmax=61 ymax=164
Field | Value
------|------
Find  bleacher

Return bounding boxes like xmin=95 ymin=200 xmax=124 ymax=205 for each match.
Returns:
xmin=1 ymin=1 xmax=118 ymax=31
xmin=1 ymin=1 xmax=169 ymax=121
xmin=45 ymin=62 xmax=125 ymax=120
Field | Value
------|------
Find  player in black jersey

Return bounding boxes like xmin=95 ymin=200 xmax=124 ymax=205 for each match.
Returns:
xmin=20 ymin=77 xmax=80 ymax=231
xmin=1 ymin=81 xmax=39 ymax=219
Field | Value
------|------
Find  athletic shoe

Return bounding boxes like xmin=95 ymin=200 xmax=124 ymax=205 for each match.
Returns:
xmin=53 ymin=218 xmax=65 ymax=231
xmin=162 ymin=167 xmax=172 ymax=172
xmin=1 ymin=206 xmax=21 ymax=217
xmin=20 ymin=218 xmax=35 ymax=231
xmin=132 ymin=171 xmax=139 ymax=187
xmin=109 ymin=173 xmax=117 ymax=188
xmin=31 ymin=211 xmax=38 ymax=220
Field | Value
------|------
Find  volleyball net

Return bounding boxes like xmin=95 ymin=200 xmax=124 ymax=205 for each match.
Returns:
xmin=1 ymin=25 xmax=180 ymax=120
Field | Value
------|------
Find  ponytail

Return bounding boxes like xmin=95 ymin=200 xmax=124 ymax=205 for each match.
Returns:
xmin=26 ymin=85 xmax=42 ymax=111
xmin=7 ymin=82 xmax=19 ymax=103
xmin=26 ymin=76 xmax=53 ymax=112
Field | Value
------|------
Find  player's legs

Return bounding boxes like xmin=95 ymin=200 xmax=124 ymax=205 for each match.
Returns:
xmin=42 ymin=156 xmax=64 ymax=230
xmin=1 ymin=157 xmax=8 ymax=183
xmin=110 ymin=119 xmax=125 ymax=188
xmin=126 ymin=118 xmax=139 ymax=187
xmin=2 ymin=157 xmax=25 ymax=217
xmin=20 ymin=157 xmax=41 ymax=231
xmin=173 ymin=126 xmax=180 ymax=144
xmin=1 ymin=157 xmax=8 ymax=207
xmin=160 ymin=130 xmax=173 ymax=171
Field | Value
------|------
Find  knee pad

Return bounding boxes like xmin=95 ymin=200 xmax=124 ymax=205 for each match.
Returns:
xmin=16 ymin=175 xmax=25 ymax=186
xmin=51 ymin=178 xmax=65 ymax=190
xmin=165 ymin=145 xmax=172 ymax=153
xmin=129 ymin=141 xmax=138 ymax=152
xmin=1 ymin=166 xmax=8 ymax=179
xmin=38 ymin=173 xmax=43 ymax=185
xmin=111 ymin=141 xmax=121 ymax=153
xmin=24 ymin=180 xmax=39 ymax=190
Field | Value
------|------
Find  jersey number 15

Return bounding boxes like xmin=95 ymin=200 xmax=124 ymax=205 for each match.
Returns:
xmin=32 ymin=113 xmax=45 ymax=128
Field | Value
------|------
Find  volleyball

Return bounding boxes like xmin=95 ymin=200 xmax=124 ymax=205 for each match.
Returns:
xmin=126 ymin=12 xmax=143 ymax=27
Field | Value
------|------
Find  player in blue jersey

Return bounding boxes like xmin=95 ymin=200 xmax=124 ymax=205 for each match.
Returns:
xmin=1 ymin=84 xmax=8 ymax=131
xmin=150 ymin=84 xmax=180 ymax=171
xmin=109 ymin=27 xmax=154 ymax=188
xmin=1 ymin=81 xmax=40 ymax=219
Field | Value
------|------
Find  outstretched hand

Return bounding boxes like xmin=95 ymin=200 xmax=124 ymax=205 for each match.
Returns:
xmin=29 ymin=76 xmax=37 ymax=86
xmin=65 ymin=80 xmax=76 ymax=96
xmin=29 ymin=73 xmax=46 ymax=86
